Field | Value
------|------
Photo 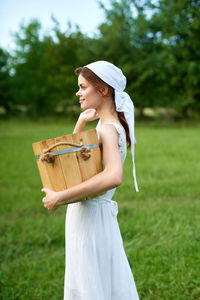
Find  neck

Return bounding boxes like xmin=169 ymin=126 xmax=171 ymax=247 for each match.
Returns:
xmin=96 ymin=96 xmax=119 ymax=124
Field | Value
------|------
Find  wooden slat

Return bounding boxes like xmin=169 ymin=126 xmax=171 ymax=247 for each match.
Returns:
xmin=40 ymin=138 xmax=66 ymax=191
xmin=87 ymin=129 xmax=103 ymax=174
xmin=55 ymin=135 xmax=82 ymax=189
xmin=32 ymin=142 xmax=52 ymax=189
xmin=72 ymin=129 xmax=105 ymax=200
xmin=72 ymin=129 xmax=99 ymax=180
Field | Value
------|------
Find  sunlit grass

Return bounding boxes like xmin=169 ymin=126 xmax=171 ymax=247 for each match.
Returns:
xmin=0 ymin=118 xmax=199 ymax=299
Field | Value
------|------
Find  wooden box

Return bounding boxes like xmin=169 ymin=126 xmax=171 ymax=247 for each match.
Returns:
xmin=32 ymin=129 xmax=104 ymax=202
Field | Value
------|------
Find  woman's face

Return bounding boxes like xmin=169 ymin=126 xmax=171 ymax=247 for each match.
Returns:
xmin=76 ymin=74 xmax=102 ymax=110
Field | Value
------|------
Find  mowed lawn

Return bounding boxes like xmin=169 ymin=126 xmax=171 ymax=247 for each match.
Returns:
xmin=0 ymin=118 xmax=199 ymax=300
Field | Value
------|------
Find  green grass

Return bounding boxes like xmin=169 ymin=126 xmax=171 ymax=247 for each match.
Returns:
xmin=0 ymin=118 xmax=200 ymax=299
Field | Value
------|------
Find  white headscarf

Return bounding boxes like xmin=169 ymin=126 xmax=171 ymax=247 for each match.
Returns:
xmin=85 ymin=60 xmax=139 ymax=192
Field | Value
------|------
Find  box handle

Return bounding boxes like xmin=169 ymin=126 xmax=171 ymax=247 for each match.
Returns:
xmin=39 ymin=141 xmax=92 ymax=164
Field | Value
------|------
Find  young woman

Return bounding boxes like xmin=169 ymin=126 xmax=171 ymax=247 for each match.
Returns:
xmin=42 ymin=61 xmax=139 ymax=299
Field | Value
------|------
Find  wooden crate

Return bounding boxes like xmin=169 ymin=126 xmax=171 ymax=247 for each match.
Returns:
xmin=32 ymin=129 xmax=104 ymax=202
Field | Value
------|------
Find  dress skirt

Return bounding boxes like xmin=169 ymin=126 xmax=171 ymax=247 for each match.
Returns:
xmin=64 ymin=197 xmax=139 ymax=300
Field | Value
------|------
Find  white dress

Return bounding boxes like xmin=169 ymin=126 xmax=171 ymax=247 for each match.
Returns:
xmin=64 ymin=122 xmax=139 ymax=300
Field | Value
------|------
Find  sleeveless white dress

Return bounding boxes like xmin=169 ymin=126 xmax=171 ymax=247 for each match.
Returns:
xmin=64 ymin=122 xmax=139 ymax=300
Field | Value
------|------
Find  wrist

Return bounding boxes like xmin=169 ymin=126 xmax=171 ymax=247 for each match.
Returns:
xmin=57 ymin=189 xmax=72 ymax=206
xmin=56 ymin=191 xmax=66 ymax=206
xmin=78 ymin=116 xmax=87 ymax=124
xmin=73 ymin=118 xmax=86 ymax=134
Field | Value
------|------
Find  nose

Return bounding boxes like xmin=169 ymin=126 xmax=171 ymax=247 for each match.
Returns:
xmin=76 ymin=89 xmax=81 ymax=97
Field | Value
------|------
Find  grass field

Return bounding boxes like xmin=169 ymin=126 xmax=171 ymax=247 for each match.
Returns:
xmin=0 ymin=118 xmax=199 ymax=300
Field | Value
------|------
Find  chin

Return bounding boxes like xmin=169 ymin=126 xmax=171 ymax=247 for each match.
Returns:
xmin=81 ymin=102 xmax=92 ymax=110
xmin=80 ymin=102 xmax=87 ymax=110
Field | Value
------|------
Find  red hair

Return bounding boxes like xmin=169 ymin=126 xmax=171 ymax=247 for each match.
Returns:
xmin=75 ymin=67 xmax=131 ymax=147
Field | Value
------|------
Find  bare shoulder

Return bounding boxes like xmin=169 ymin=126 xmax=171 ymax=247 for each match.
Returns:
xmin=98 ymin=124 xmax=123 ymax=179
xmin=98 ymin=124 xmax=120 ymax=156
xmin=98 ymin=123 xmax=119 ymax=143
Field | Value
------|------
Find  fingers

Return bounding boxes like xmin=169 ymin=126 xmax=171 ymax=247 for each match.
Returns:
xmin=41 ymin=187 xmax=50 ymax=194
xmin=42 ymin=196 xmax=51 ymax=210
xmin=42 ymin=197 xmax=47 ymax=209
xmin=41 ymin=189 xmax=57 ymax=211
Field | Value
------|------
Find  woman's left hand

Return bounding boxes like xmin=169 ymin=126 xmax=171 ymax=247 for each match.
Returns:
xmin=41 ymin=188 xmax=60 ymax=211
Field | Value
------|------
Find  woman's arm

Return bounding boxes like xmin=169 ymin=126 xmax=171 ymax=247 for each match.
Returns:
xmin=73 ymin=118 xmax=86 ymax=133
xmin=42 ymin=124 xmax=123 ymax=210
xmin=58 ymin=124 xmax=123 ymax=204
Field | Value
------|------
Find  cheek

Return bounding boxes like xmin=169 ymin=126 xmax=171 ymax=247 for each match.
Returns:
xmin=92 ymin=96 xmax=102 ymax=108
xmin=84 ymin=88 xmax=102 ymax=107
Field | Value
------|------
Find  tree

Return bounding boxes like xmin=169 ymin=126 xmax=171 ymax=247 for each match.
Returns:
xmin=11 ymin=20 xmax=90 ymax=117
xmin=11 ymin=20 xmax=50 ymax=117
xmin=97 ymin=0 xmax=200 ymax=115
xmin=96 ymin=0 xmax=166 ymax=112
xmin=0 ymin=48 xmax=13 ymax=114
xmin=3 ymin=0 xmax=200 ymax=118
xmin=148 ymin=0 xmax=200 ymax=115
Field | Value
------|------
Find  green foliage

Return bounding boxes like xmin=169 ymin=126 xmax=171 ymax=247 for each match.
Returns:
xmin=0 ymin=48 xmax=13 ymax=113
xmin=0 ymin=119 xmax=199 ymax=299
xmin=10 ymin=21 xmax=81 ymax=117
xmin=0 ymin=0 xmax=200 ymax=118
xmin=150 ymin=0 xmax=200 ymax=114
xmin=97 ymin=0 xmax=200 ymax=114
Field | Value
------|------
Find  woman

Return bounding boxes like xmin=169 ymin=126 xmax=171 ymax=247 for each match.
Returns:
xmin=42 ymin=61 xmax=139 ymax=299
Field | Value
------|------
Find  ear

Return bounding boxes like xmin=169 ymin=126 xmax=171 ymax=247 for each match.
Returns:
xmin=99 ymin=86 xmax=109 ymax=96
